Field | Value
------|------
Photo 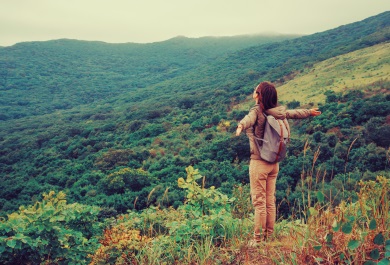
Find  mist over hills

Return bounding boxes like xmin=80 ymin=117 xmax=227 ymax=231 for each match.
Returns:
xmin=0 ymin=11 xmax=389 ymax=216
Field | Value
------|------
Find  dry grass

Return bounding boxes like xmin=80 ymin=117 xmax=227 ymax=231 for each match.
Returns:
xmin=277 ymin=42 xmax=390 ymax=105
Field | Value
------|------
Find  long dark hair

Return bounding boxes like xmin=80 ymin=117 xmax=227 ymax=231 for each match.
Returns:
xmin=255 ymin=81 xmax=278 ymax=110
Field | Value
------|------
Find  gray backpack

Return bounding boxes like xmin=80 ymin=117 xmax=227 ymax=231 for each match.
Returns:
xmin=255 ymin=113 xmax=290 ymax=163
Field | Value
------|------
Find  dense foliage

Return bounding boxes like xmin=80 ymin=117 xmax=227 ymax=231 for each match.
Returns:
xmin=0 ymin=34 xmax=298 ymax=121
xmin=0 ymin=191 xmax=101 ymax=264
xmin=0 ymin=79 xmax=388 ymax=218
xmin=1 ymin=10 xmax=389 ymax=264
xmin=0 ymin=11 xmax=389 ymax=218
xmin=1 ymin=167 xmax=389 ymax=264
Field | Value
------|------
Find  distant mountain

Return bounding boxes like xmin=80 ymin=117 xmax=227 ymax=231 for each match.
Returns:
xmin=0 ymin=34 xmax=298 ymax=121
xmin=97 ymin=11 xmax=390 ymax=113
xmin=1 ymin=12 xmax=389 ymax=122
xmin=159 ymin=33 xmax=302 ymax=52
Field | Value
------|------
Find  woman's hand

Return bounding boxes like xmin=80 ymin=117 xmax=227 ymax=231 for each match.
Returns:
xmin=310 ymin=108 xmax=321 ymax=116
xmin=236 ymin=124 xmax=243 ymax=136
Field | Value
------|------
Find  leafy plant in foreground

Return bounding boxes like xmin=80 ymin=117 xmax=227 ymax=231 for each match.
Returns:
xmin=177 ymin=166 xmax=234 ymax=215
xmin=301 ymin=176 xmax=390 ymax=264
xmin=88 ymin=166 xmax=252 ymax=264
xmin=0 ymin=191 xmax=101 ymax=265
xmin=89 ymin=225 xmax=151 ymax=265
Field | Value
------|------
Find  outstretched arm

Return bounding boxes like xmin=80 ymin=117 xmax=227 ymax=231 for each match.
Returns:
xmin=236 ymin=107 xmax=260 ymax=136
xmin=286 ymin=108 xmax=321 ymax=119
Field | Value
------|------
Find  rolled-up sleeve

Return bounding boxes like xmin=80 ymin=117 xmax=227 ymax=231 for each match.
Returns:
xmin=286 ymin=109 xmax=311 ymax=119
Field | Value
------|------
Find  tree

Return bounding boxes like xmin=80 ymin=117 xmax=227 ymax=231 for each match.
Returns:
xmin=100 ymin=167 xmax=154 ymax=194
xmin=365 ymin=117 xmax=390 ymax=148
xmin=287 ymin=100 xmax=301 ymax=109
xmin=324 ymin=90 xmax=340 ymax=103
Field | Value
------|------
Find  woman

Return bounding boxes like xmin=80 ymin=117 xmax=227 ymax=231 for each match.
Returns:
xmin=236 ymin=81 xmax=321 ymax=244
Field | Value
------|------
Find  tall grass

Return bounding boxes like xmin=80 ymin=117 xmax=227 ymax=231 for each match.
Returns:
xmin=273 ymin=141 xmax=390 ymax=264
xmin=88 ymin=151 xmax=389 ymax=264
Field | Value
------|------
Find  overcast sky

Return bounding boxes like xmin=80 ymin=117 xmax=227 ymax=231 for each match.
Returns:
xmin=1 ymin=0 xmax=389 ymax=47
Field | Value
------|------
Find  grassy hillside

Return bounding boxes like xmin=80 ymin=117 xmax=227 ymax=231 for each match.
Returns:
xmin=277 ymin=42 xmax=390 ymax=104
xmin=90 ymin=11 xmax=390 ymax=113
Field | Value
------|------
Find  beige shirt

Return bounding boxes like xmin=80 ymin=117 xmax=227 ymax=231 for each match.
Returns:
xmin=239 ymin=105 xmax=311 ymax=160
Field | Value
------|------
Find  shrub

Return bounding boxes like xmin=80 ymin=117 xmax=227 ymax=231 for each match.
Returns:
xmin=296 ymin=176 xmax=390 ymax=264
xmin=100 ymin=167 xmax=154 ymax=194
xmin=94 ymin=149 xmax=135 ymax=171
xmin=88 ymin=166 xmax=252 ymax=264
xmin=89 ymin=226 xmax=151 ymax=265
xmin=0 ymin=191 xmax=101 ymax=265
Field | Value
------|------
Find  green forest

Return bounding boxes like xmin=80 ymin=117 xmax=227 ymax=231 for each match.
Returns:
xmin=0 ymin=11 xmax=389 ymax=264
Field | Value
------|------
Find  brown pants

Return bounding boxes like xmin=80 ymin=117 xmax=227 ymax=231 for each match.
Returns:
xmin=249 ymin=159 xmax=279 ymax=241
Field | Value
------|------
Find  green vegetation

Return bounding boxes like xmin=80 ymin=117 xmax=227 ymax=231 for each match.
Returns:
xmin=0 ymin=11 xmax=389 ymax=264
xmin=1 ymin=61 xmax=388 ymax=218
xmin=2 ymin=167 xmax=388 ymax=264
xmin=0 ymin=191 xmax=101 ymax=264
xmin=0 ymin=34 xmax=298 ymax=121
xmin=87 ymin=169 xmax=389 ymax=264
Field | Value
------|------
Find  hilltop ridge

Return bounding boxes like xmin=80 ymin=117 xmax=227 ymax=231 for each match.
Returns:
xmin=0 ymin=11 xmax=389 ymax=122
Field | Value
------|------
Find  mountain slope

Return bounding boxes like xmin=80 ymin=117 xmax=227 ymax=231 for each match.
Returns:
xmin=97 ymin=11 xmax=390 ymax=112
xmin=0 ymin=34 xmax=298 ymax=121
xmin=1 ymin=11 xmax=389 ymax=122
xmin=277 ymin=42 xmax=390 ymax=104
xmin=0 ymin=12 xmax=389 ymax=215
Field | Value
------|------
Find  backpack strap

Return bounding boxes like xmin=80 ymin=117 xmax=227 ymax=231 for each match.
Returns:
xmin=282 ymin=119 xmax=290 ymax=143
xmin=275 ymin=120 xmax=284 ymax=162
